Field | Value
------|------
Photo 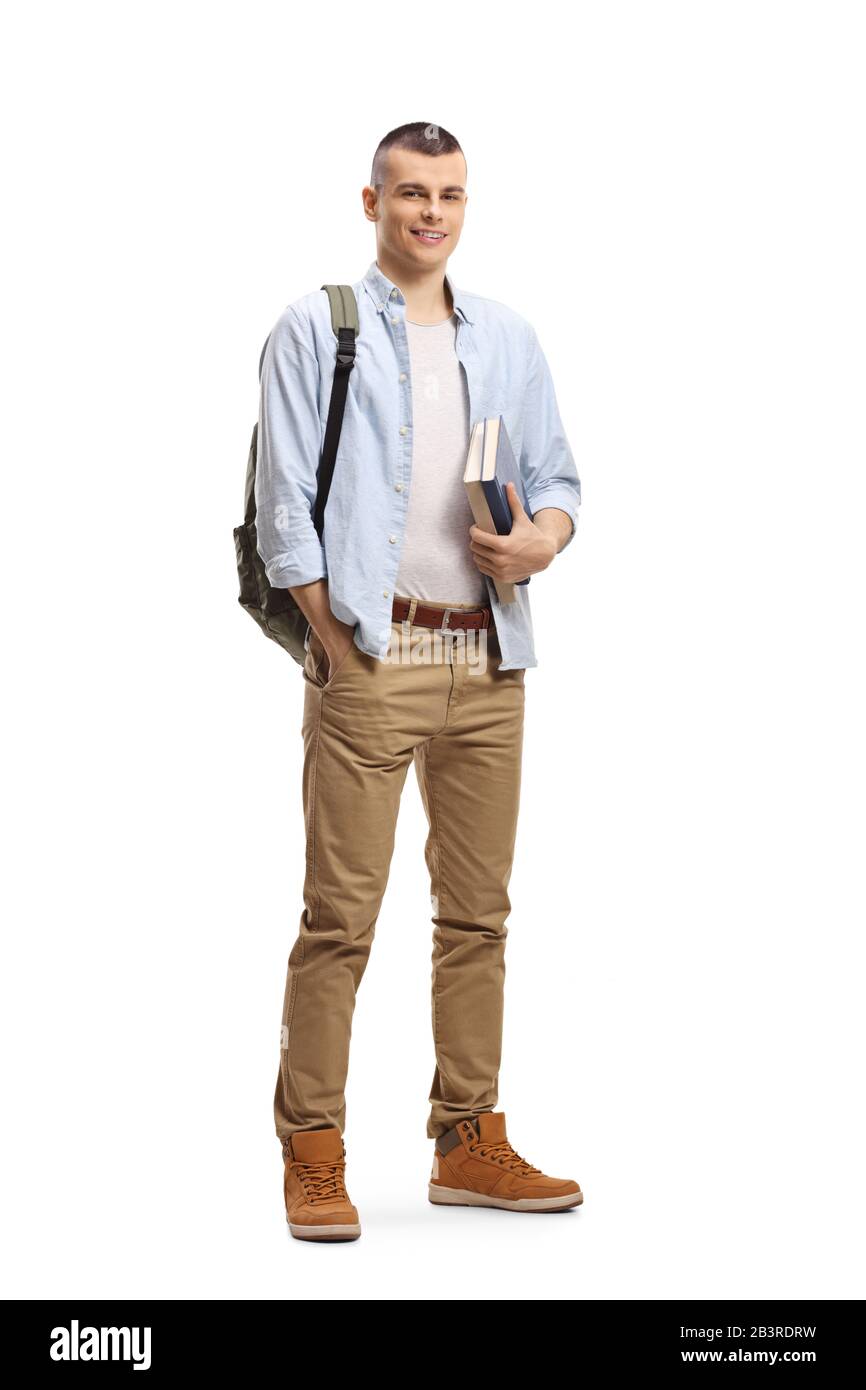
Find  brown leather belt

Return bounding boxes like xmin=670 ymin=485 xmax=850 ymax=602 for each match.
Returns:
xmin=392 ymin=596 xmax=493 ymax=632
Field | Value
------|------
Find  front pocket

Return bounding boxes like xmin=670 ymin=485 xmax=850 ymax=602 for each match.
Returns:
xmin=308 ymin=628 xmax=360 ymax=691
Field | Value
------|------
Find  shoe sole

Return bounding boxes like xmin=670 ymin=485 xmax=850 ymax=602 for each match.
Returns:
xmin=428 ymin=1184 xmax=583 ymax=1212
xmin=287 ymin=1217 xmax=361 ymax=1241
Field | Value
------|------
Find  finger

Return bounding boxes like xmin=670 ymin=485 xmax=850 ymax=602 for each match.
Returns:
xmin=469 ymin=524 xmax=507 ymax=552
xmin=470 ymin=542 xmax=507 ymax=568
xmin=471 ymin=553 xmax=497 ymax=576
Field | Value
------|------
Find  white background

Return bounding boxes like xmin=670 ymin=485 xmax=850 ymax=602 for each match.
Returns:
xmin=2 ymin=0 xmax=864 ymax=1300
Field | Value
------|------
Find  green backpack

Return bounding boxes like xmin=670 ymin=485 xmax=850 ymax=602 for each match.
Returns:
xmin=233 ymin=284 xmax=359 ymax=664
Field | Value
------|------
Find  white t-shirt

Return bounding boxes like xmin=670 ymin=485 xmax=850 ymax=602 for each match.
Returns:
xmin=394 ymin=314 xmax=488 ymax=606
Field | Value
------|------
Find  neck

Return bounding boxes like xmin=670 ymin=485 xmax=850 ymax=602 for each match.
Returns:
xmin=375 ymin=251 xmax=453 ymax=324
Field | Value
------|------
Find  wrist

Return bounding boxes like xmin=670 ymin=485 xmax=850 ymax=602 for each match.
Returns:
xmin=319 ymin=617 xmax=354 ymax=651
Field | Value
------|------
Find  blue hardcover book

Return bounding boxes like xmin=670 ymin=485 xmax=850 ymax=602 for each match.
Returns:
xmin=463 ymin=415 xmax=532 ymax=604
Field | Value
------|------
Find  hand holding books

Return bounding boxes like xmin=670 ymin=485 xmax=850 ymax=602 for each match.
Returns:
xmin=464 ymin=415 xmax=555 ymax=603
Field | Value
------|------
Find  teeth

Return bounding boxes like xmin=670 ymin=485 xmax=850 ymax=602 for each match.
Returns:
xmin=412 ymin=230 xmax=444 ymax=238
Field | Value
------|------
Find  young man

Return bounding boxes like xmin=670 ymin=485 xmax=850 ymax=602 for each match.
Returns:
xmin=256 ymin=123 xmax=583 ymax=1242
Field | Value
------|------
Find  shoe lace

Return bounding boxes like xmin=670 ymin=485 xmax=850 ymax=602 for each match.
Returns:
xmin=293 ymin=1159 xmax=349 ymax=1204
xmin=467 ymin=1137 xmax=542 ymax=1175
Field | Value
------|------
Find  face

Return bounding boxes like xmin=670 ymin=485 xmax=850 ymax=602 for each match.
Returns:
xmin=363 ymin=147 xmax=468 ymax=270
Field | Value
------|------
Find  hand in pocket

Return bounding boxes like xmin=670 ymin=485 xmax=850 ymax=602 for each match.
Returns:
xmin=309 ymin=622 xmax=357 ymax=686
xmin=324 ymin=631 xmax=356 ymax=683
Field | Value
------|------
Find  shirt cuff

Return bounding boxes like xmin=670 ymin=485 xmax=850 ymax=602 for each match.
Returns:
xmin=261 ymin=535 xmax=328 ymax=589
xmin=526 ymin=486 xmax=581 ymax=549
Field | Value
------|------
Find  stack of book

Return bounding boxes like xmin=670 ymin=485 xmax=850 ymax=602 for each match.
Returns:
xmin=463 ymin=415 xmax=532 ymax=604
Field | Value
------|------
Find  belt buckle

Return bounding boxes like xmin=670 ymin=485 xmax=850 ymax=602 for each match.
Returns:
xmin=437 ymin=607 xmax=455 ymax=634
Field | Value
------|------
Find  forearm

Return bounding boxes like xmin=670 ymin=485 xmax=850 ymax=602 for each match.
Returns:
xmin=288 ymin=579 xmax=352 ymax=650
xmin=532 ymin=506 xmax=575 ymax=556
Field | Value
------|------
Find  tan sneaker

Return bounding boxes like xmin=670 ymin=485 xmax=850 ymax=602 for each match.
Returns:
xmin=428 ymin=1111 xmax=583 ymax=1213
xmin=283 ymin=1126 xmax=361 ymax=1242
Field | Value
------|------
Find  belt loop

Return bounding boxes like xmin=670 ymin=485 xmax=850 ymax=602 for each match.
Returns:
xmin=401 ymin=596 xmax=418 ymax=647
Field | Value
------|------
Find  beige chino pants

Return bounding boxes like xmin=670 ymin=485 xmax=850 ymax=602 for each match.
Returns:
xmin=274 ymin=599 xmax=526 ymax=1155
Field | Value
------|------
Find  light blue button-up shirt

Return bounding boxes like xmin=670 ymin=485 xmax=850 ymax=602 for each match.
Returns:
xmin=255 ymin=260 xmax=581 ymax=669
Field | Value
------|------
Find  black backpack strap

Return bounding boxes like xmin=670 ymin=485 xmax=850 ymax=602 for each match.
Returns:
xmin=313 ymin=285 xmax=358 ymax=538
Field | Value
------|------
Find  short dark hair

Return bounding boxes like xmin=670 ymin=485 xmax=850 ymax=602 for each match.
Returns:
xmin=370 ymin=122 xmax=465 ymax=191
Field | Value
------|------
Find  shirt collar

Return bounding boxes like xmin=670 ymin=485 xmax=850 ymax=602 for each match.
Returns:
xmin=361 ymin=260 xmax=474 ymax=326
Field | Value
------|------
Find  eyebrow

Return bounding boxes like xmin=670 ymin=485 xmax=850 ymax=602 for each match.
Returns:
xmin=394 ymin=181 xmax=466 ymax=193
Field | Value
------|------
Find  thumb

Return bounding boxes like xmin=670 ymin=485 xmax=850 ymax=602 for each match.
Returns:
xmin=505 ymin=479 xmax=526 ymax=521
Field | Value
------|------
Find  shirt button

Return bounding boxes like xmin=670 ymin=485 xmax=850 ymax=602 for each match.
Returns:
xmin=389 ymin=535 xmax=397 ymax=543
xmin=390 ymin=288 xmax=398 ymax=299
xmin=395 ymin=482 xmax=403 ymax=492
xmin=399 ymin=425 xmax=408 ymax=435
xmin=391 ymin=316 xmax=399 ymax=325
xmin=383 ymin=589 xmax=389 ymax=598
xmin=376 ymin=302 xmax=383 ymax=310
xmin=399 ymin=372 xmax=407 ymax=381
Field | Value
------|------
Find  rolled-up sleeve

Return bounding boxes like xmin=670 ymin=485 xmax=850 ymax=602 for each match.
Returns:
xmin=255 ymin=308 xmax=328 ymax=588
xmin=520 ymin=325 xmax=582 ymax=549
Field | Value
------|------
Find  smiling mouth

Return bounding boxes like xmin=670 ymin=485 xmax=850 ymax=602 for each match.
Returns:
xmin=410 ymin=229 xmax=447 ymax=242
